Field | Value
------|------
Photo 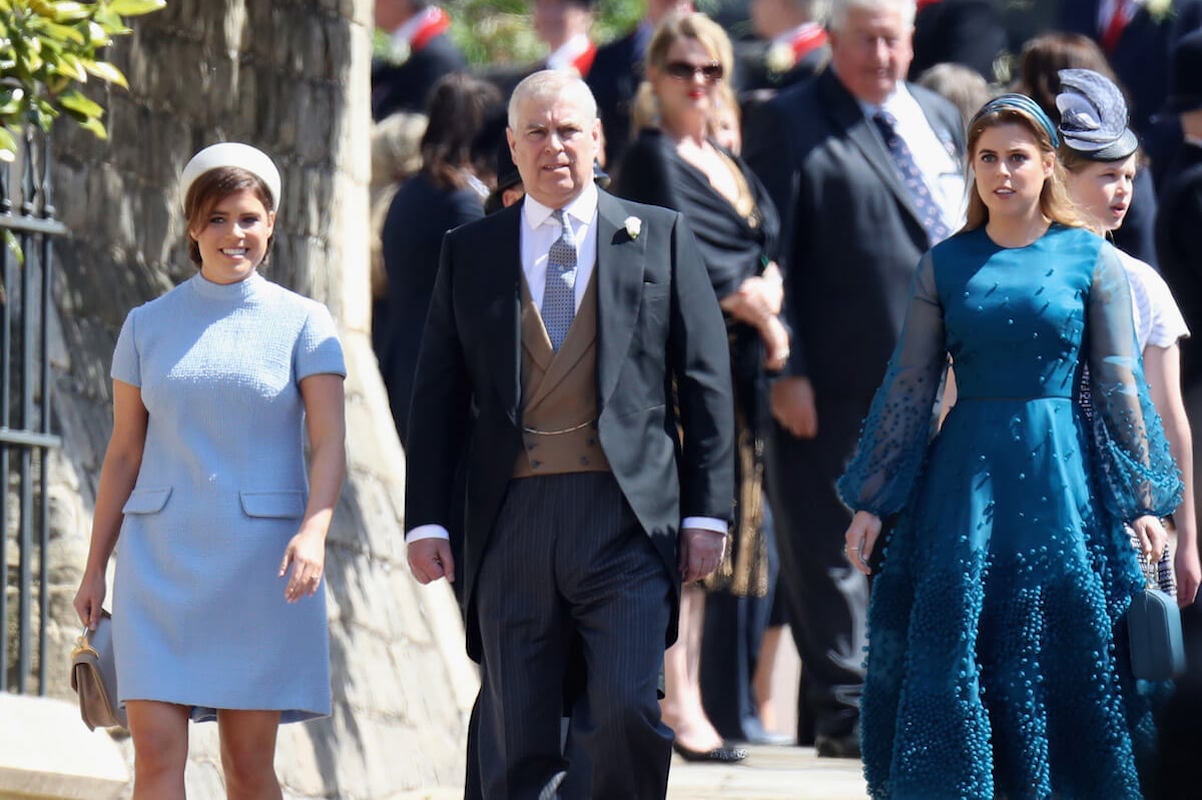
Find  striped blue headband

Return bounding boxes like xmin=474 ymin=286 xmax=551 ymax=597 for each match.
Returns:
xmin=971 ymin=93 xmax=1061 ymax=148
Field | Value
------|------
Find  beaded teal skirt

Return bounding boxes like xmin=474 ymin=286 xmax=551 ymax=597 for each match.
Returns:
xmin=862 ymin=396 xmax=1161 ymax=799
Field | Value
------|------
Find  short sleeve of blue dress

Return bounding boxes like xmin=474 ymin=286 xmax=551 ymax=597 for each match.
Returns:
xmin=110 ymin=271 xmax=344 ymax=725
xmin=111 ymin=307 xmax=142 ymax=387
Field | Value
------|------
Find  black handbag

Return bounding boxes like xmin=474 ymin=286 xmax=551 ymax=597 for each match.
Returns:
xmin=1127 ymin=558 xmax=1186 ymax=681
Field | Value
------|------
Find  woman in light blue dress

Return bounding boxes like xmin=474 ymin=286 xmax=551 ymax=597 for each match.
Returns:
xmin=839 ymin=96 xmax=1181 ymax=798
xmin=74 ymin=143 xmax=346 ymax=799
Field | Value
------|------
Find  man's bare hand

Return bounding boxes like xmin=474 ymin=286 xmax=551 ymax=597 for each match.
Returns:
xmin=679 ymin=527 xmax=727 ymax=583
xmin=408 ymin=538 xmax=455 ymax=584
xmin=771 ymin=376 xmax=817 ymax=438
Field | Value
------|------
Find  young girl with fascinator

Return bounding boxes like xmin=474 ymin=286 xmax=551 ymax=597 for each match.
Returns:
xmin=839 ymin=95 xmax=1181 ymax=797
xmin=1056 ymin=67 xmax=1201 ymax=609
xmin=74 ymin=143 xmax=346 ymax=799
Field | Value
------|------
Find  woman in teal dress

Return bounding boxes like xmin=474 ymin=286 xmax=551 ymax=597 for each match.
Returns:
xmin=838 ymin=95 xmax=1182 ymax=798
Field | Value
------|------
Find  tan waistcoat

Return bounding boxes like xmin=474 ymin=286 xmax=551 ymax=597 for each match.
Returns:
xmin=512 ymin=273 xmax=611 ymax=478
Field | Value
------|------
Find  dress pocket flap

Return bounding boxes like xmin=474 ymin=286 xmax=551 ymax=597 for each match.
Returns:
xmin=121 ymin=487 xmax=172 ymax=515
xmin=239 ymin=490 xmax=305 ymax=519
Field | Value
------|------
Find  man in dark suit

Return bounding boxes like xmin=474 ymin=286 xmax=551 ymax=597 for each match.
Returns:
xmin=908 ymin=0 xmax=1008 ymax=82
xmin=743 ymin=0 xmax=964 ymax=757
xmin=405 ymin=70 xmax=734 ymax=799
xmin=1057 ymin=0 xmax=1202 ymax=138
xmin=738 ymin=0 xmax=830 ymax=95
xmin=587 ymin=0 xmax=693 ymax=171
xmin=371 ymin=0 xmax=466 ymax=120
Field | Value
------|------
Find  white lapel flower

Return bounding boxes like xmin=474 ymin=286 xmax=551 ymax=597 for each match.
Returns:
xmin=1148 ymin=0 xmax=1173 ymax=23
xmin=765 ymin=42 xmax=795 ymax=77
xmin=624 ymin=216 xmax=642 ymax=240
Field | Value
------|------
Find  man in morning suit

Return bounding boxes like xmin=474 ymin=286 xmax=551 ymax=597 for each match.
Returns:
xmin=587 ymin=0 xmax=693 ymax=172
xmin=405 ymin=70 xmax=735 ymax=799
xmin=743 ymin=0 xmax=964 ymax=757
xmin=371 ymin=0 xmax=466 ymax=120
xmin=738 ymin=0 xmax=830 ymax=96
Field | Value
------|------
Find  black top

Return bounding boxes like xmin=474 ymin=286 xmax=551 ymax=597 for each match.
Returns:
xmin=379 ymin=171 xmax=483 ymax=440
xmin=1156 ymin=144 xmax=1202 ymax=385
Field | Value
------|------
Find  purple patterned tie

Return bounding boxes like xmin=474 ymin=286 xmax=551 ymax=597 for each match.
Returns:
xmin=543 ymin=209 xmax=578 ymax=351
xmin=873 ymin=110 xmax=951 ymax=247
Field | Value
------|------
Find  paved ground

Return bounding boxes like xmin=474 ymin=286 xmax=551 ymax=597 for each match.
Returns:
xmin=669 ymin=745 xmax=867 ymax=799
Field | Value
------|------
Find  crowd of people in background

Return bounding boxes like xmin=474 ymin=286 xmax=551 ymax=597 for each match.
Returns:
xmin=369 ymin=0 xmax=1202 ymax=794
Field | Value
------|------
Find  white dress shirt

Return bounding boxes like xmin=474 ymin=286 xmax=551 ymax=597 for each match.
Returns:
xmin=407 ymin=182 xmax=726 ymax=542
xmin=545 ymin=33 xmax=593 ymax=72
xmin=858 ymin=83 xmax=967 ymax=232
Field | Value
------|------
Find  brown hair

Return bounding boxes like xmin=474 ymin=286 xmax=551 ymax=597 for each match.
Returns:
xmin=962 ymin=106 xmax=1084 ymax=231
xmin=420 ymin=72 xmax=502 ymax=192
xmin=184 ymin=167 xmax=276 ymax=268
xmin=1012 ymin=33 xmax=1122 ymax=123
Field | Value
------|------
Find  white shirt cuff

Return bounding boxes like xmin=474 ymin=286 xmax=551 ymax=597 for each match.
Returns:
xmin=682 ymin=516 xmax=728 ymax=536
xmin=406 ymin=524 xmax=450 ymax=542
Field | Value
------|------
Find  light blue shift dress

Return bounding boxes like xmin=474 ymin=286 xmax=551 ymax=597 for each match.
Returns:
xmin=110 ymin=270 xmax=346 ymax=724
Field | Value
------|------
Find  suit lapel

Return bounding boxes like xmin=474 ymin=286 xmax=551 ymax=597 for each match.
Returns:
xmin=485 ymin=206 xmax=523 ymax=421
xmin=821 ymin=71 xmax=923 ymax=225
xmin=595 ymin=191 xmax=645 ymax=408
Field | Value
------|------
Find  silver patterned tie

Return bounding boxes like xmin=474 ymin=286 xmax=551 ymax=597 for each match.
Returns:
xmin=542 ymin=209 xmax=578 ymax=351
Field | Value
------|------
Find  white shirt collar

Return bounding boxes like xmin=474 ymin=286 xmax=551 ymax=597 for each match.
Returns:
xmin=546 ymin=33 xmax=592 ymax=71
xmin=391 ymin=5 xmax=442 ymax=47
xmin=522 ymin=181 xmax=599 ymax=230
xmin=856 ymin=82 xmax=912 ymax=119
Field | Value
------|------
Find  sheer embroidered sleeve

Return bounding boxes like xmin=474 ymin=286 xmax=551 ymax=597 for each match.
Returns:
xmin=1087 ymin=243 xmax=1183 ymax=521
xmin=838 ymin=253 xmax=947 ymax=516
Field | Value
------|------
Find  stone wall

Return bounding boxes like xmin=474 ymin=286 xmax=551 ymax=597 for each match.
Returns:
xmin=36 ymin=0 xmax=476 ymax=796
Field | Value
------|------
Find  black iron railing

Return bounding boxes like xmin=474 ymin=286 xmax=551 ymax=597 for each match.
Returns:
xmin=0 ymin=125 xmax=65 ymax=695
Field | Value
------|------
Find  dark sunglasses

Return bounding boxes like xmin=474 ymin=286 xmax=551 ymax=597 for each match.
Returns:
xmin=663 ymin=61 xmax=724 ymax=82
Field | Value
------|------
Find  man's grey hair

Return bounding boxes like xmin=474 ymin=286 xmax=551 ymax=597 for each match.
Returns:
xmin=828 ymin=0 xmax=915 ymax=32
xmin=790 ymin=0 xmax=831 ymax=22
xmin=508 ymin=70 xmax=598 ymax=130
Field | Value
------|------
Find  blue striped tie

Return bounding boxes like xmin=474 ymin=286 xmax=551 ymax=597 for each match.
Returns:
xmin=543 ymin=209 xmax=578 ymax=351
xmin=873 ymin=110 xmax=951 ymax=247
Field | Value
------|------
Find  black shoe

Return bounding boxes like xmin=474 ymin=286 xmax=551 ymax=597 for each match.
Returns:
xmin=814 ymin=733 xmax=861 ymax=759
xmin=672 ymin=741 xmax=749 ymax=763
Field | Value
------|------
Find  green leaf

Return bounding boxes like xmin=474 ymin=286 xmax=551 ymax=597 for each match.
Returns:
xmin=82 ymin=59 xmax=127 ymax=88
xmin=0 ymin=126 xmax=17 ymax=162
xmin=58 ymin=88 xmax=102 ymax=117
xmin=107 ymin=0 xmax=167 ymax=15
xmin=53 ymin=52 xmax=88 ymax=81
xmin=77 ymin=114 xmax=106 ymax=139
xmin=4 ymin=229 xmax=25 ymax=267
xmin=50 ymin=2 xmax=92 ymax=21
xmin=39 ymin=19 xmax=85 ymax=43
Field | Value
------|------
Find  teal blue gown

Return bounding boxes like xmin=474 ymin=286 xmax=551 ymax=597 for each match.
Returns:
xmin=838 ymin=225 xmax=1182 ymax=799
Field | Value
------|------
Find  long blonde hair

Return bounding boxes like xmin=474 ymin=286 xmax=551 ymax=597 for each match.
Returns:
xmin=631 ymin=11 xmax=734 ymax=136
xmin=962 ymin=105 xmax=1084 ymax=232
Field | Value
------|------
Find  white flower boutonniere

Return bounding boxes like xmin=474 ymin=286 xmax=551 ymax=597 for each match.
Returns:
xmin=1148 ymin=0 xmax=1173 ymax=23
xmin=624 ymin=216 xmax=642 ymax=240
xmin=765 ymin=42 xmax=795 ymax=77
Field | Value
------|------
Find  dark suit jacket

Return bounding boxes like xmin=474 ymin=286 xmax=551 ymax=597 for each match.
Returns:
xmin=909 ymin=0 xmax=1009 ymax=82
xmin=1057 ymin=0 xmax=1202 ymax=134
xmin=588 ymin=26 xmax=652 ymax=172
xmin=735 ymin=40 xmax=829 ymax=95
xmin=371 ymin=32 xmax=466 ymax=120
xmin=1156 ymin=144 xmax=1202 ymax=387
xmin=379 ymin=172 xmax=483 ymax=442
xmin=405 ymin=190 xmax=735 ymax=661
xmin=743 ymin=70 xmax=964 ymax=419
